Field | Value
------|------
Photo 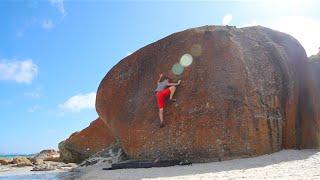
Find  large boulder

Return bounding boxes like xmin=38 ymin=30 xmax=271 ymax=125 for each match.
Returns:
xmin=96 ymin=25 xmax=320 ymax=162
xmin=59 ymin=118 xmax=116 ymax=163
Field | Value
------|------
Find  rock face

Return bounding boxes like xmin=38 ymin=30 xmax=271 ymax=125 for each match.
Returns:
xmin=96 ymin=25 xmax=320 ymax=162
xmin=59 ymin=118 xmax=116 ymax=163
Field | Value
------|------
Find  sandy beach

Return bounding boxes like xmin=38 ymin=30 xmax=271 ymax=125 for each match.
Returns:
xmin=67 ymin=149 xmax=320 ymax=180
xmin=1 ymin=150 xmax=319 ymax=180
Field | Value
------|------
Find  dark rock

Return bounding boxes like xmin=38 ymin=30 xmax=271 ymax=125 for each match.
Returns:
xmin=105 ymin=160 xmax=192 ymax=170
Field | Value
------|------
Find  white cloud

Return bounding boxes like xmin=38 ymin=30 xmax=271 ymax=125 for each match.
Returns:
xmin=59 ymin=92 xmax=96 ymax=112
xmin=222 ymin=13 xmax=233 ymax=25
xmin=269 ymin=16 xmax=320 ymax=56
xmin=42 ymin=19 xmax=54 ymax=29
xmin=50 ymin=0 xmax=66 ymax=17
xmin=28 ymin=105 xmax=41 ymax=112
xmin=0 ymin=59 xmax=38 ymax=83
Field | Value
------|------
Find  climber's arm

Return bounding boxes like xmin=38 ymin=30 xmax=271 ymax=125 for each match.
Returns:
xmin=167 ymin=80 xmax=181 ymax=86
xmin=157 ymin=73 xmax=163 ymax=83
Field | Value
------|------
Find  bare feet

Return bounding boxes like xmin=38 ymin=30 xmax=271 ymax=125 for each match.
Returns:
xmin=169 ymin=98 xmax=176 ymax=102
xmin=153 ymin=157 xmax=160 ymax=164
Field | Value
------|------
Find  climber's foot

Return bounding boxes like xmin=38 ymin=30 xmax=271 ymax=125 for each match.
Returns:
xmin=169 ymin=98 xmax=176 ymax=102
xmin=153 ymin=157 xmax=160 ymax=164
xmin=160 ymin=122 xmax=164 ymax=128
xmin=177 ymin=80 xmax=181 ymax=85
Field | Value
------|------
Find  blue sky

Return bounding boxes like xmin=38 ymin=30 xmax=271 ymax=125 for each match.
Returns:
xmin=1 ymin=0 xmax=319 ymax=154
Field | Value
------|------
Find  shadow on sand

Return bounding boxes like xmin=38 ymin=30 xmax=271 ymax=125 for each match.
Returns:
xmin=66 ymin=149 xmax=319 ymax=179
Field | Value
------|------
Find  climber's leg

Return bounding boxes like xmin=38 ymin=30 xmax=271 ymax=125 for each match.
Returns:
xmin=159 ymin=108 xmax=164 ymax=128
xmin=169 ymin=86 xmax=177 ymax=101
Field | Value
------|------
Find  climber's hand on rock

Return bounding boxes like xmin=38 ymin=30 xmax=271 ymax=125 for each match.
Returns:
xmin=178 ymin=80 xmax=181 ymax=85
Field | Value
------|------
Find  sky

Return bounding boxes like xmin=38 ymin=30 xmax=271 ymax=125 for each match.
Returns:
xmin=1 ymin=0 xmax=320 ymax=154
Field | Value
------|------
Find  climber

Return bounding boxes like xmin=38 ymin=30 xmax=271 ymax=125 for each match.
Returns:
xmin=155 ymin=73 xmax=181 ymax=128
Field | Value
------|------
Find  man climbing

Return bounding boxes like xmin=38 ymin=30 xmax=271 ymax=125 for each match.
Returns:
xmin=155 ymin=73 xmax=181 ymax=128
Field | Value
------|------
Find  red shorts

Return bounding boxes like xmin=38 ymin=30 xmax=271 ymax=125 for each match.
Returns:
xmin=156 ymin=88 xmax=171 ymax=109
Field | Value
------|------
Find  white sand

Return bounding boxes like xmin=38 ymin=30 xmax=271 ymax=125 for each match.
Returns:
xmin=72 ymin=149 xmax=320 ymax=180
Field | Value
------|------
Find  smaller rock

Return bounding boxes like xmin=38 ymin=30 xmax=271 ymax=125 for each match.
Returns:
xmin=12 ymin=157 xmax=33 ymax=167
xmin=0 ymin=158 xmax=12 ymax=165
xmin=73 ymin=141 xmax=128 ymax=172
xmin=32 ymin=163 xmax=56 ymax=171
xmin=58 ymin=163 xmax=77 ymax=170
xmin=32 ymin=149 xmax=60 ymax=162
xmin=32 ymin=159 xmax=44 ymax=165
xmin=31 ymin=161 xmax=77 ymax=171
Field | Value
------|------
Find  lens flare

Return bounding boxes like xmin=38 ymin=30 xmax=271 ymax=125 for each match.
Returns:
xmin=190 ymin=44 xmax=202 ymax=57
xmin=180 ymin=54 xmax=193 ymax=67
xmin=172 ymin=63 xmax=184 ymax=75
